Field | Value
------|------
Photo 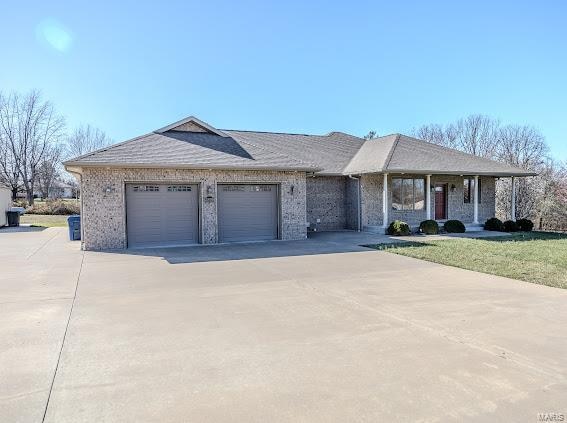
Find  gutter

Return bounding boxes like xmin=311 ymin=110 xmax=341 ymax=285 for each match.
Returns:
xmin=379 ymin=169 xmax=538 ymax=177
xmin=348 ymin=175 xmax=362 ymax=232
xmin=63 ymin=162 xmax=322 ymax=173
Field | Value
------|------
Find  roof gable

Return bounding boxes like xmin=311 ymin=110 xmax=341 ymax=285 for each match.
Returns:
xmin=155 ymin=116 xmax=229 ymax=137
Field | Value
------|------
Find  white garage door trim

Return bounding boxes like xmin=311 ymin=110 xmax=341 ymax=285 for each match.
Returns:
xmin=217 ymin=183 xmax=280 ymax=243
xmin=125 ymin=183 xmax=200 ymax=248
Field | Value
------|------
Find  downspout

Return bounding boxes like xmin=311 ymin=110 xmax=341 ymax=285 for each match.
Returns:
xmin=348 ymin=175 xmax=362 ymax=232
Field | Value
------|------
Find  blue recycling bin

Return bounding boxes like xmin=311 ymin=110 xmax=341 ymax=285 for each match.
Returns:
xmin=67 ymin=215 xmax=81 ymax=241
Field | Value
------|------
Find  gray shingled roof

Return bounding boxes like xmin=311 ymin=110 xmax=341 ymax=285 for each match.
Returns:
xmin=344 ymin=134 xmax=535 ymax=176
xmin=64 ymin=117 xmax=535 ymax=176
xmin=64 ymin=130 xmax=320 ymax=171
xmin=224 ymin=130 xmax=364 ymax=175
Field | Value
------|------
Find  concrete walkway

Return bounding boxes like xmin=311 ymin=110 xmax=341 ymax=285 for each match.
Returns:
xmin=1 ymin=227 xmax=566 ymax=422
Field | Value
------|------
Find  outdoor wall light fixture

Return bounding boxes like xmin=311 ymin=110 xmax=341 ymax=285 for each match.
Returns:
xmin=206 ymin=185 xmax=214 ymax=199
xmin=290 ymin=184 xmax=295 ymax=195
xmin=103 ymin=186 xmax=114 ymax=194
xmin=450 ymin=184 xmax=456 ymax=192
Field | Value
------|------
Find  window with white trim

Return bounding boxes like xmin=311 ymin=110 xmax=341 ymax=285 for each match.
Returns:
xmin=463 ymin=178 xmax=481 ymax=204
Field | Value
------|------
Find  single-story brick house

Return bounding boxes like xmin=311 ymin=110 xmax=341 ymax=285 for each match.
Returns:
xmin=64 ymin=116 xmax=534 ymax=250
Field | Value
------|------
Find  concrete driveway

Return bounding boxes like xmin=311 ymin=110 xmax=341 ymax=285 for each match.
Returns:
xmin=1 ymin=227 xmax=567 ymax=422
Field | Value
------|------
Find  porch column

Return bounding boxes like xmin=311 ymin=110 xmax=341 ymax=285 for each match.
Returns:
xmin=473 ymin=175 xmax=479 ymax=224
xmin=511 ymin=176 xmax=516 ymax=221
xmin=426 ymin=174 xmax=431 ymax=220
xmin=382 ymin=173 xmax=389 ymax=228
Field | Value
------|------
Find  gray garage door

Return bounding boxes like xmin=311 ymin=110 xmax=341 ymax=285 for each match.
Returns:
xmin=218 ymin=184 xmax=278 ymax=242
xmin=126 ymin=184 xmax=199 ymax=248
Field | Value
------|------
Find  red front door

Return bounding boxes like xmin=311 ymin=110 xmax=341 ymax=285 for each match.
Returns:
xmin=434 ymin=184 xmax=447 ymax=220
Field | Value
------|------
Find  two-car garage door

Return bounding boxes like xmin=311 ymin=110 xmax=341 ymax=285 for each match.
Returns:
xmin=126 ymin=183 xmax=278 ymax=247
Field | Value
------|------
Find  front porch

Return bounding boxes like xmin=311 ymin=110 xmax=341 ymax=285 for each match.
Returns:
xmin=357 ymin=173 xmax=521 ymax=233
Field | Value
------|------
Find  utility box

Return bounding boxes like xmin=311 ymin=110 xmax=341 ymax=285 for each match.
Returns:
xmin=67 ymin=215 xmax=81 ymax=241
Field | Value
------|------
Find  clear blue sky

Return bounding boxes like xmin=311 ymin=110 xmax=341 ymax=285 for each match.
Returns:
xmin=2 ymin=1 xmax=566 ymax=159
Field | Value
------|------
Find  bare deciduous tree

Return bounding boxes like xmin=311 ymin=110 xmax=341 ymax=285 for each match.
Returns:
xmin=453 ymin=114 xmax=500 ymax=158
xmin=0 ymin=90 xmax=65 ymax=205
xmin=529 ymin=159 xmax=566 ymax=231
xmin=0 ymin=94 xmax=22 ymax=199
xmin=364 ymin=130 xmax=379 ymax=140
xmin=413 ymin=123 xmax=458 ymax=149
xmin=495 ymin=125 xmax=549 ymax=220
xmin=66 ymin=124 xmax=112 ymax=158
xmin=495 ymin=125 xmax=548 ymax=168
xmin=36 ymin=144 xmax=63 ymax=199
xmin=412 ymin=114 xmax=499 ymax=158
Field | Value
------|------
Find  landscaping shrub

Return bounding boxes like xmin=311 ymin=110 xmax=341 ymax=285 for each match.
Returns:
xmin=387 ymin=220 xmax=411 ymax=236
xmin=26 ymin=199 xmax=80 ymax=215
xmin=419 ymin=219 xmax=439 ymax=235
xmin=503 ymin=220 xmax=519 ymax=232
xmin=444 ymin=219 xmax=466 ymax=233
xmin=484 ymin=217 xmax=504 ymax=231
xmin=13 ymin=199 xmax=28 ymax=208
xmin=516 ymin=218 xmax=534 ymax=232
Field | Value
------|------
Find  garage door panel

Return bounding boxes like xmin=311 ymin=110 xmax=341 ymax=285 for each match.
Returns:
xmin=126 ymin=184 xmax=199 ymax=248
xmin=218 ymin=184 xmax=278 ymax=242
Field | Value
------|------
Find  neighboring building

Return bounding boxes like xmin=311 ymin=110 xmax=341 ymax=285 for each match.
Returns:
xmin=49 ymin=181 xmax=75 ymax=199
xmin=34 ymin=180 xmax=76 ymax=200
xmin=64 ymin=116 xmax=535 ymax=251
xmin=0 ymin=185 xmax=11 ymax=227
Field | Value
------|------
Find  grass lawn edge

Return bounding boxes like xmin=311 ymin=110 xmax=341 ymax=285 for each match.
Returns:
xmin=363 ymin=232 xmax=567 ymax=289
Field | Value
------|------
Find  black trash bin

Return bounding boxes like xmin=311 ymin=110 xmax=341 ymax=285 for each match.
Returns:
xmin=6 ymin=211 xmax=20 ymax=227
xmin=67 ymin=215 xmax=81 ymax=241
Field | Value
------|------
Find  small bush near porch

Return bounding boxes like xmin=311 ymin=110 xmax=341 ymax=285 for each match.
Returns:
xmin=369 ymin=232 xmax=567 ymax=289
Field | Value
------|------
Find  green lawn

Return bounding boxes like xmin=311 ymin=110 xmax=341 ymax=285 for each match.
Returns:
xmin=20 ymin=214 xmax=70 ymax=227
xmin=368 ymin=232 xmax=567 ymax=289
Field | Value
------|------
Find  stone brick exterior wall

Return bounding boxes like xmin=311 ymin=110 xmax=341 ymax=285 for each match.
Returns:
xmin=345 ymin=177 xmax=360 ymax=230
xmin=360 ymin=174 xmax=496 ymax=228
xmin=360 ymin=174 xmax=384 ymax=228
xmin=80 ymin=168 xmax=307 ymax=250
xmin=306 ymin=176 xmax=347 ymax=231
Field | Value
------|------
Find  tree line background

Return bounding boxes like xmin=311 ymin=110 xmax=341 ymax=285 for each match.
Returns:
xmin=0 ymin=90 xmax=111 ymax=205
xmin=1 ymin=89 xmax=565 ymax=230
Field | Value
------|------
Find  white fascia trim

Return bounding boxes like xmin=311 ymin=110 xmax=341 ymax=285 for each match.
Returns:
xmin=155 ymin=116 xmax=230 ymax=137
